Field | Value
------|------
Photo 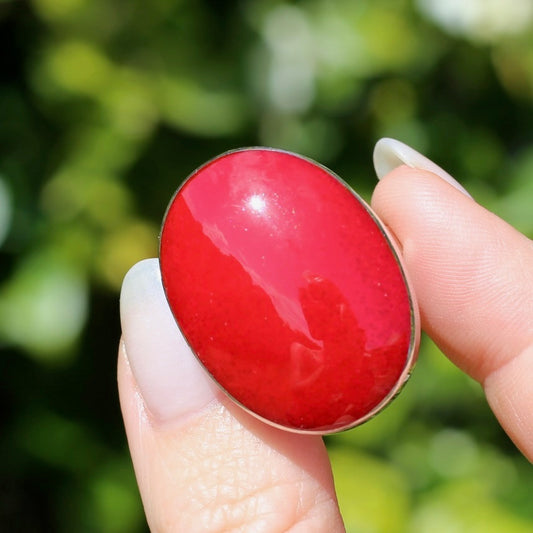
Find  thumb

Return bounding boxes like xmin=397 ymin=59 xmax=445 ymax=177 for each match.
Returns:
xmin=118 ymin=259 xmax=343 ymax=532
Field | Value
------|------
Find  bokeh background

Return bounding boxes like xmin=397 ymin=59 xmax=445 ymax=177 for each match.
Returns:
xmin=1 ymin=0 xmax=532 ymax=531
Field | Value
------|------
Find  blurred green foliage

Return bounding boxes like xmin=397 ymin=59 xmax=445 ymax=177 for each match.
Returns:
xmin=0 ymin=0 xmax=531 ymax=531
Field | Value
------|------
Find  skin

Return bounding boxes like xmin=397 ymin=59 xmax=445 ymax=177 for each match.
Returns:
xmin=118 ymin=166 xmax=533 ymax=532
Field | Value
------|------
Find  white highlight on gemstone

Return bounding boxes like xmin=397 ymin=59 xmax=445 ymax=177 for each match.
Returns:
xmin=247 ymin=194 xmax=267 ymax=214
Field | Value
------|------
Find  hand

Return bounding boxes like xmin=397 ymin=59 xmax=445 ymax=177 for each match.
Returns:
xmin=118 ymin=139 xmax=533 ymax=531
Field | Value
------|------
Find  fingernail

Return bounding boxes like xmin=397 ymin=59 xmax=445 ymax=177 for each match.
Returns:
xmin=120 ymin=258 xmax=218 ymax=422
xmin=373 ymin=138 xmax=472 ymax=197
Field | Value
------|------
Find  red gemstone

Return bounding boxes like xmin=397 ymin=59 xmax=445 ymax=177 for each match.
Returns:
xmin=160 ymin=148 xmax=418 ymax=433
